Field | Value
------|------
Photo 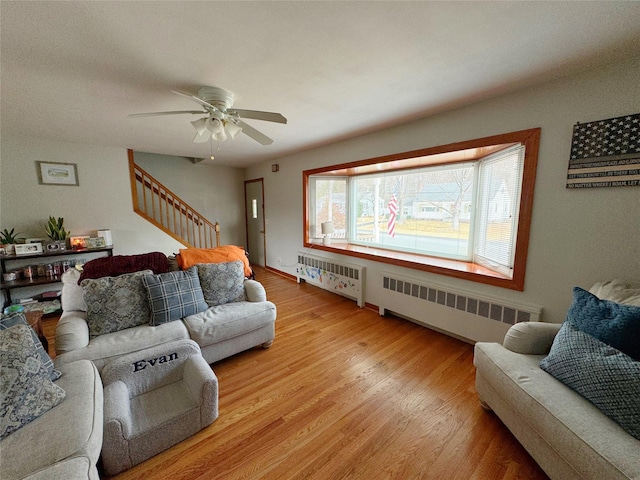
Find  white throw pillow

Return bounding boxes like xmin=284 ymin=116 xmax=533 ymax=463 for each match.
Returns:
xmin=590 ymin=279 xmax=640 ymax=306
xmin=61 ymin=268 xmax=87 ymax=312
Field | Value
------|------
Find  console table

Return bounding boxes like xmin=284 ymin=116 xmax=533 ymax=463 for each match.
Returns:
xmin=1 ymin=246 xmax=113 ymax=307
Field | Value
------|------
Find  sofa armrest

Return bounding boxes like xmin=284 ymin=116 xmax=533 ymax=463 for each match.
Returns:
xmin=502 ymin=322 xmax=562 ymax=355
xmin=55 ymin=311 xmax=90 ymax=354
xmin=244 ymin=279 xmax=267 ymax=302
xmin=103 ymin=380 xmax=132 ymax=440
xmin=102 ymin=380 xmax=133 ymax=475
xmin=183 ymin=356 xmax=219 ymax=427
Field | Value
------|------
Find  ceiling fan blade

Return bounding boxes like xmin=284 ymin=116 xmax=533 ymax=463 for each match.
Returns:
xmin=236 ymin=120 xmax=273 ymax=145
xmin=128 ymin=110 xmax=204 ymax=117
xmin=171 ymin=90 xmax=219 ymax=112
xmin=231 ymin=109 xmax=287 ymax=124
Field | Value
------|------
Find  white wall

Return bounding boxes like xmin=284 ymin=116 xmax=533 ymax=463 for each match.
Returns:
xmin=2 ymin=57 xmax=637 ymax=341
xmin=133 ymin=152 xmax=246 ymax=245
xmin=245 ymin=56 xmax=640 ymax=338
xmin=0 ymin=139 xmax=245 ymax=254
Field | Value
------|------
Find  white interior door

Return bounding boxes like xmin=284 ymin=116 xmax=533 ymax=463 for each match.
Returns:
xmin=245 ymin=179 xmax=265 ymax=267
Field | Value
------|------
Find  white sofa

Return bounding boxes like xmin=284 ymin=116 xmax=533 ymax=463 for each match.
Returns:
xmin=55 ymin=267 xmax=276 ymax=371
xmin=474 ymin=280 xmax=640 ymax=480
xmin=0 ymin=359 xmax=103 ymax=480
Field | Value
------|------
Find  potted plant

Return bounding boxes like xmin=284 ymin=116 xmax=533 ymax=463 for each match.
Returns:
xmin=44 ymin=216 xmax=69 ymax=252
xmin=0 ymin=228 xmax=23 ymax=254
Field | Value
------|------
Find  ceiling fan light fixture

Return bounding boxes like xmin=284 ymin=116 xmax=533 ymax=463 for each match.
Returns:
xmin=191 ymin=118 xmax=208 ymax=135
xmin=206 ymin=118 xmax=223 ymax=134
xmin=134 ymin=86 xmax=285 ymax=147
xmin=225 ymin=121 xmax=242 ymax=139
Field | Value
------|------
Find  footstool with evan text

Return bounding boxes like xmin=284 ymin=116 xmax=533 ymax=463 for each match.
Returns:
xmin=100 ymin=339 xmax=218 ymax=475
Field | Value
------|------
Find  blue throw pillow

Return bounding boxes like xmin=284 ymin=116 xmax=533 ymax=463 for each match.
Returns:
xmin=142 ymin=267 xmax=209 ymax=326
xmin=540 ymin=322 xmax=640 ymax=440
xmin=566 ymin=287 xmax=640 ymax=361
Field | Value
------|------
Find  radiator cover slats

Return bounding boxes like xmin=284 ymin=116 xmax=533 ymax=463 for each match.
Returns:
xmin=379 ymin=272 xmax=542 ymax=341
xmin=296 ymin=252 xmax=365 ymax=307
xmin=381 ymin=271 xmax=542 ymax=328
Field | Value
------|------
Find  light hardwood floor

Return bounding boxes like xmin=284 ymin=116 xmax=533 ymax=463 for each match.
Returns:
xmin=45 ymin=266 xmax=549 ymax=480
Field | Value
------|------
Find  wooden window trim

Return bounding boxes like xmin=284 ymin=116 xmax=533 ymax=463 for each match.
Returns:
xmin=303 ymin=128 xmax=540 ymax=291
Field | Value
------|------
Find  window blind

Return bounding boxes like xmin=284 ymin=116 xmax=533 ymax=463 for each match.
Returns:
xmin=473 ymin=145 xmax=525 ymax=274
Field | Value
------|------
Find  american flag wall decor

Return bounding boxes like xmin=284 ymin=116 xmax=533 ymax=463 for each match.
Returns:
xmin=566 ymin=113 xmax=640 ymax=188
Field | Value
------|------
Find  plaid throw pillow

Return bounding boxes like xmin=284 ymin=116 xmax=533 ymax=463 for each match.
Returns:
xmin=142 ymin=267 xmax=209 ymax=326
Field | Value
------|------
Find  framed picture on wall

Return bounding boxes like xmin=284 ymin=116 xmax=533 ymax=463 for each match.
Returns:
xmin=36 ymin=161 xmax=79 ymax=186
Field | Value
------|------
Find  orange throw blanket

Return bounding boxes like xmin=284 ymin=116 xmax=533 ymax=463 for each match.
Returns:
xmin=177 ymin=246 xmax=252 ymax=277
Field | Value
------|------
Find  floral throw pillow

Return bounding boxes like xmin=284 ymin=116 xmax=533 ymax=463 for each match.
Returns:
xmin=0 ymin=312 xmax=61 ymax=381
xmin=197 ymin=261 xmax=247 ymax=307
xmin=81 ymin=270 xmax=152 ymax=337
xmin=0 ymin=325 xmax=66 ymax=439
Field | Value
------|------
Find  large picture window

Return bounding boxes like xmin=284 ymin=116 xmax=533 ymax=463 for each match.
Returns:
xmin=304 ymin=129 xmax=540 ymax=290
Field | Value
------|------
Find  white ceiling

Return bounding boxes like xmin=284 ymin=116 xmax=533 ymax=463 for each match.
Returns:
xmin=2 ymin=1 xmax=640 ymax=167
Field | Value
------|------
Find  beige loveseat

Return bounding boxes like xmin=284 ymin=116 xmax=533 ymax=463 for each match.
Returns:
xmin=55 ymin=259 xmax=276 ymax=371
xmin=474 ymin=280 xmax=640 ymax=480
xmin=1 ymin=359 xmax=103 ymax=480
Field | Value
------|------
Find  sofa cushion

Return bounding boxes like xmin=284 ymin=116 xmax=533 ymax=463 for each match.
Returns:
xmin=0 ymin=325 xmax=66 ymax=439
xmin=142 ymin=267 xmax=209 ymax=326
xmin=540 ymin=322 xmax=640 ymax=440
xmin=183 ymin=301 xmax=276 ymax=347
xmin=82 ymin=270 xmax=152 ymax=337
xmin=197 ymin=261 xmax=247 ymax=307
xmin=566 ymin=287 xmax=640 ymax=361
xmin=1 ymin=312 xmax=60 ymax=381
xmin=79 ymin=251 xmax=168 ymax=283
xmin=177 ymin=246 xmax=252 ymax=277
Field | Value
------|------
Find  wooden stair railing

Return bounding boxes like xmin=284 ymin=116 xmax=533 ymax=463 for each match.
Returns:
xmin=128 ymin=150 xmax=220 ymax=249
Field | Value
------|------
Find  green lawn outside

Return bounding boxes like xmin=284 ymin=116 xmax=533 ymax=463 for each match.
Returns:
xmin=356 ymin=217 xmax=512 ymax=240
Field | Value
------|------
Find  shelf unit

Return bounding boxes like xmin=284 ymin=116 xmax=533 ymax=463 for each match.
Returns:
xmin=1 ymin=246 xmax=113 ymax=306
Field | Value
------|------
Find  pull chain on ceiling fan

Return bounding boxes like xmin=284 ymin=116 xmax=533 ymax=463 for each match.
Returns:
xmin=129 ymin=86 xmax=287 ymax=146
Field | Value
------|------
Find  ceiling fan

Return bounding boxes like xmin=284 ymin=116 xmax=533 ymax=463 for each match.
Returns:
xmin=129 ymin=86 xmax=287 ymax=145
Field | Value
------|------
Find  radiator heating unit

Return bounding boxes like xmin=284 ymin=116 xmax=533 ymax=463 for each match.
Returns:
xmin=379 ymin=271 xmax=543 ymax=343
xmin=296 ymin=251 xmax=365 ymax=307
